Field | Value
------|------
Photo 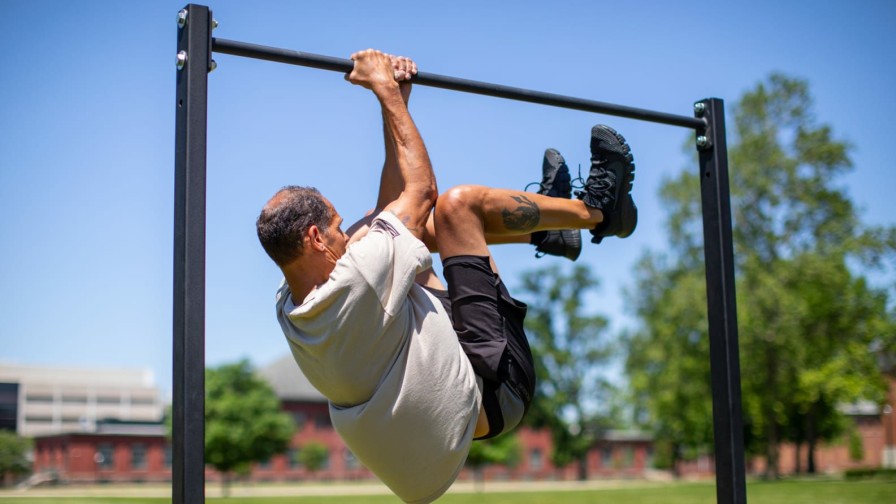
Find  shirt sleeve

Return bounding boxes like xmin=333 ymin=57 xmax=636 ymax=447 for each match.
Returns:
xmin=343 ymin=211 xmax=432 ymax=316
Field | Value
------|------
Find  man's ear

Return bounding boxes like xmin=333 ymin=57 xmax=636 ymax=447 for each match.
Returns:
xmin=306 ymin=225 xmax=326 ymax=252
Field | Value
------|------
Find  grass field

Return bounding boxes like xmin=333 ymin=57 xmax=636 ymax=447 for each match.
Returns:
xmin=0 ymin=479 xmax=894 ymax=504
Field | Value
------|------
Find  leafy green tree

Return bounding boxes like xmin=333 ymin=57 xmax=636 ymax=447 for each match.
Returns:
xmin=625 ymin=261 xmax=713 ymax=474
xmin=297 ymin=442 xmax=329 ymax=478
xmin=625 ymin=73 xmax=895 ymax=478
xmin=0 ymin=431 xmax=31 ymax=485
xmin=204 ymin=360 xmax=294 ymax=496
xmin=465 ymin=433 xmax=521 ymax=490
xmin=518 ymin=264 xmax=619 ymax=480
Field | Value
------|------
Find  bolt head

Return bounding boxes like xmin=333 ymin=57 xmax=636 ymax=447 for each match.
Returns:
xmin=209 ymin=59 xmax=218 ymax=72
xmin=696 ymin=135 xmax=709 ymax=148
xmin=694 ymin=102 xmax=706 ymax=116
xmin=212 ymin=18 xmax=219 ymax=29
xmin=177 ymin=9 xmax=188 ymax=28
xmin=176 ymin=50 xmax=188 ymax=70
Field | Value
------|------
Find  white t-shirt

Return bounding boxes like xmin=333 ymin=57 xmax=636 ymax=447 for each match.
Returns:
xmin=276 ymin=211 xmax=481 ymax=504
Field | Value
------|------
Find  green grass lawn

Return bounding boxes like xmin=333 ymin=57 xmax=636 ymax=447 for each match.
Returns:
xmin=0 ymin=479 xmax=893 ymax=503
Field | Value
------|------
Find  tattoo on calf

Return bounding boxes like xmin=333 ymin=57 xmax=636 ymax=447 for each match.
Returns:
xmin=502 ymin=195 xmax=540 ymax=231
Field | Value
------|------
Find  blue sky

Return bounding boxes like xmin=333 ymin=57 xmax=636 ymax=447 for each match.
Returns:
xmin=1 ymin=1 xmax=893 ymax=397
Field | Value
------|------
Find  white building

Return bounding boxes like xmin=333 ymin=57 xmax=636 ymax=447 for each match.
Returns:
xmin=0 ymin=362 xmax=164 ymax=437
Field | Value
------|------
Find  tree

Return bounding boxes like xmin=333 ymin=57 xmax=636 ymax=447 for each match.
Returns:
xmin=203 ymin=360 xmax=294 ymax=496
xmin=0 ymin=431 xmax=31 ymax=486
xmin=297 ymin=442 xmax=329 ymax=479
xmin=518 ymin=264 xmax=619 ymax=480
xmin=465 ymin=433 xmax=521 ymax=491
xmin=625 ymin=73 xmax=895 ymax=478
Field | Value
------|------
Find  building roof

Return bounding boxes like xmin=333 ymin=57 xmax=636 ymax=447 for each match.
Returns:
xmin=257 ymin=355 xmax=326 ymax=402
xmin=0 ymin=362 xmax=157 ymax=388
xmin=33 ymin=419 xmax=166 ymax=439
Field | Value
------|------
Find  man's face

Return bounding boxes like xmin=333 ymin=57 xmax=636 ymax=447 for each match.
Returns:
xmin=320 ymin=199 xmax=349 ymax=261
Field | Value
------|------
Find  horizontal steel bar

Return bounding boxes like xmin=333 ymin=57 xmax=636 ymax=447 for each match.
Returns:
xmin=213 ymin=38 xmax=705 ymax=130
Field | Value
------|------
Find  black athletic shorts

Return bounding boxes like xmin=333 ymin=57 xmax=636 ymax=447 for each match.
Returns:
xmin=426 ymin=255 xmax=536 ymax=440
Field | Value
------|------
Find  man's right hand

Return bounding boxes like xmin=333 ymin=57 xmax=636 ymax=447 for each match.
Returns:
xmin=347 ymin=49 xmax=399 ymax=96
xmin=347 ymin=50 xmax=417 ymax=103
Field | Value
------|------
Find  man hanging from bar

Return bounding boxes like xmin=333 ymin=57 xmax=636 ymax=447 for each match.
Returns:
xmin=256 ymin=49 xmax=637 ymax=503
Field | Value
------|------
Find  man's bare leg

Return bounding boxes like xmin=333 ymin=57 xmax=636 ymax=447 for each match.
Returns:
xmin=434 ymin=185 xmax=602 ymax=259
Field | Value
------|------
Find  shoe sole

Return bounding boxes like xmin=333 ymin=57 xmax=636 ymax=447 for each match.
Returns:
xmin=590 ymin=125 xmax=638 ymax=240
xmin=591 ymin=125 xmax=635 ymax=206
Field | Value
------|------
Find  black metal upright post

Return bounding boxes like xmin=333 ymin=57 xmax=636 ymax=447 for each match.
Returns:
xmin=696 ymin=98 xmax=747 ymax=504
xmin=173 ymin=4 xmax=211 ymax=504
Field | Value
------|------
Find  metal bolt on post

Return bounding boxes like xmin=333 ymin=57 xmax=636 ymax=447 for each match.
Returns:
xmin=209 ymin=59 xmax=217 ymax=72
xmin=176 ymin=51 xmax=188 ymax=70
xmin=177 ymin=9 xmax=188 ymax=28
xmin=694 ymin=102 xmax=706 ymax=116
xmin=212 ymin=19 xmax=218 ymax=29
xmin=696 ymin=135 xmax=710 ymax=149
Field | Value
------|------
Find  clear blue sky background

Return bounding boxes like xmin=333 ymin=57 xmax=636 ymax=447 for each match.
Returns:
xmin=1 ymin=1 xmax=893 ymax=398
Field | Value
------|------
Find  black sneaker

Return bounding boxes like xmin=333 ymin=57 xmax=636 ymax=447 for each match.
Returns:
xmin=575 ymin=125 xmax=638 ymax=244
xmin=531 ymin=229 xmax=582 ymax=261
xmin=526 ymin=149 xmax=582 ymax=261
xmin=536 ymin=148 xmax=572 ymax=198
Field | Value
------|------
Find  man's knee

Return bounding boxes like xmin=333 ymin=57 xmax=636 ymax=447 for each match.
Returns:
xmin=435 ymin=185 xmax=484 ymax=224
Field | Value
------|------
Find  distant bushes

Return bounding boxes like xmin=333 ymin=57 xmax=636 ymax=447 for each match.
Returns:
xmin=843 ymin=467 xmax=896 ymax=480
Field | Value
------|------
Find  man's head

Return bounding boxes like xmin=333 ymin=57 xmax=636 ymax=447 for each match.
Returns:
xmin=256 ymin=186 xmax=348 ymax=269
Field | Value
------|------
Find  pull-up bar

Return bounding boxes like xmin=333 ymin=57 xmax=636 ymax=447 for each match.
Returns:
xmin=174 ymin=4 xmax=745 ymax=504
xmin=213 ymin=38 xmax=706 ymax=131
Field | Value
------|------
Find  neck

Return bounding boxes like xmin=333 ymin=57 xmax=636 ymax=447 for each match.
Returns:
xmin=282 ymin=255 xmax=333 ymax=306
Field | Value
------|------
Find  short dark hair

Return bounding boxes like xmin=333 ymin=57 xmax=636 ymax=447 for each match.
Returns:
xmin=256 ymin=186 xmax=333 ymax=266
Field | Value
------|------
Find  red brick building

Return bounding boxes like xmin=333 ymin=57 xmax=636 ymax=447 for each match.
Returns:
xmin=29 ymin=359 xmax=896 ymax=483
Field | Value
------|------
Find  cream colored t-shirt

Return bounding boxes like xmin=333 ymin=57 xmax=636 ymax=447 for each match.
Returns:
xmin=276 ymin=211 xmax=480 ymax=504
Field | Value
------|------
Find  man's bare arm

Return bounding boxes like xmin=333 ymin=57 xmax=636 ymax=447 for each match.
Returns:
xmin=376 ymin=56 xmax=416 ymax=211
xmin=346 ymin=49 xmax=436 ymax=241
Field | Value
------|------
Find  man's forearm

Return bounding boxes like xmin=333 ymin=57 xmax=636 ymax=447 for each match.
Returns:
xmin=376 ymin=90 xmax=436 ymax=209
xmin=376 ymin=111 xmax=402 ymax=210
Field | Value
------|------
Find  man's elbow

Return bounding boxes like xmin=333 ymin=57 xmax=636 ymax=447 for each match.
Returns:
xmin=406 ymin=182 xmax=437 ymax=209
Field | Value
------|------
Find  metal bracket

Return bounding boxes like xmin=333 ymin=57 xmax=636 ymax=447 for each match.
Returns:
xmin=694 ymin=101 xmax=713 ymax=151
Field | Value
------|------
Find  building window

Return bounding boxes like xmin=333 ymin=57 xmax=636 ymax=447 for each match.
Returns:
xmin=622 ymin=446 xmax=634 ymax=468
xmin=258 ymin=457 xmax=271 ymax=470
xmin=96 ymin=443 xmax=114 ymax=469
xmin=315 ymin=414 xmax=331 ymax=429
xmin=97 ymin=396 xmax=119 ymax=405
xmin=601 ymin=446 xmax=613 ymax=468
xmin=292 ymin=412 xmax=307 ymax=428
xmin=529 ymin=448 xmax=543 ymax=470
xmin=61 ymin=395 xmax=87 ymax=404
xmin=164 ymin=444 xmax=172 ymax=468
xmin=288 ymin=448 xmax=300 ymax=469
xmin=131 ymin=444 xmax=147 ymax=470
xmin=25 ymin=394 xmax=53 ymax=403
xmin=131 ymin=397 xmax=156 ymax=405
xmin=0 ymin=383 xmax=19 ymax=432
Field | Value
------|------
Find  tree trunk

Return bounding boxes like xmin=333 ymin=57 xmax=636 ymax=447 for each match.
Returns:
xmin=222 ymin=472 xmax=230 ymax=498
xmin=672 ymin=443 xmax=682 ymax=479
xmin=794 ymin=441 xmax=802 ymax=474
xmin=807 ymin=406 xmax=818 ymax=474
xmin=577 ymin=455 xmax=588 ymax=481
xmin=765 ymin=422 xmax=780 ymax=479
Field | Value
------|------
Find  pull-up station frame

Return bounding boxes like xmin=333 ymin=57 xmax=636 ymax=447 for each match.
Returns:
xmin=173 ymin=4 xmax=746 ymax=504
